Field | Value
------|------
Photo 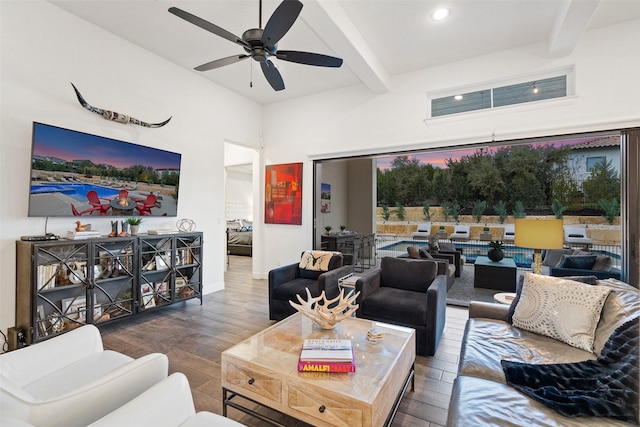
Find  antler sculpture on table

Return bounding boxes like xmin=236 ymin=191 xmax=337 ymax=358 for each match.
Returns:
xmin=289 ymin=288 xmax=360 ymax=329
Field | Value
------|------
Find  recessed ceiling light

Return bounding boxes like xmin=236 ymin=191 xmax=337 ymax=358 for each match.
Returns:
xmin=454 ymin=95 xmax=463 ymax=101
xmin=432 ymin=8 xmax=450 ymax=21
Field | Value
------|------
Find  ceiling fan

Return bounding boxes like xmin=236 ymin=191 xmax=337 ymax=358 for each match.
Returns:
xmin=169 ymin=0 xmax=343 ymax=91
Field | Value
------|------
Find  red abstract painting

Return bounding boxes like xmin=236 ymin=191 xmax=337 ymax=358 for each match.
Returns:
xmin=265 ymin=162 xmax=303 ymax=225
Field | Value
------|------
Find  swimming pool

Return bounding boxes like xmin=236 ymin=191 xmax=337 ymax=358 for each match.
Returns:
xmin=378 ymin=240 xmax=621 ymax=268
xmin=31 ymin=183 xmax=120 ymax=202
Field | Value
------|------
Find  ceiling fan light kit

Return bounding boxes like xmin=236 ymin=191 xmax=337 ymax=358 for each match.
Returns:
xmin=169 ymin=0 xmax=343 ymax=91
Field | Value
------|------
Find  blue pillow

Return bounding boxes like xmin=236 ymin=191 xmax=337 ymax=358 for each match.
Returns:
xmin=558 ymin=255 xmax=597 ymax=270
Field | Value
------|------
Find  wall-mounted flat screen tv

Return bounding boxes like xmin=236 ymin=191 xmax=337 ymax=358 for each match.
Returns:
xmin=29 ymin=122 xmax=181 ymax=217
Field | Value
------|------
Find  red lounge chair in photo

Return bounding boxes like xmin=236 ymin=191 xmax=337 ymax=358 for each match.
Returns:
xmin=135 ymin=194 xmax=157 ymax=216
xmin=118 ymin=189 xmax=129 ymax=200
xmin=71 ymin=203 xmax=103 ymax=216
xmin=86 ymin=190 xmax=111 ymax=215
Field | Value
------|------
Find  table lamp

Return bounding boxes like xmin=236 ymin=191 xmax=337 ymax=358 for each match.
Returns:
xmin=514 ymin=219 xmax=564 ymax=274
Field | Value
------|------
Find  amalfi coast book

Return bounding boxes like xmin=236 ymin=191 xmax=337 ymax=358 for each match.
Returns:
xmin=298 ymin=339 xmax=355 ymax=372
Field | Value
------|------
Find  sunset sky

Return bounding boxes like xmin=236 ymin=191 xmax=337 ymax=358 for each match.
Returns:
xmin=32 ymin=122 xmax=181 ymax=170
xmin=375 ymin=138 xmax=599 ymax=170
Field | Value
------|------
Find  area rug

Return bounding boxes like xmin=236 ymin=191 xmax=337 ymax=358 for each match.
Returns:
xmin=446 ymin=266 xmax=514 ymax=307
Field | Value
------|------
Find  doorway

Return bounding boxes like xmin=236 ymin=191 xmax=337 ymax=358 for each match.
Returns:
xmin=224 ymin=141 xmax=259 ymax=271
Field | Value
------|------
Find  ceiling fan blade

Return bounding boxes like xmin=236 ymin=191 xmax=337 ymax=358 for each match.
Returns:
xmin=276 ymin=50 xmax=343 ymax=68
xmin=260 ymin=60 xmax=285 ymax=91
xmin=169 ymin=7 xmax=250 ymax=49
xmin=195 ymin=55 xmax=249 ymax=72
xmin=261 ymin=0 xmax=303 ymax=49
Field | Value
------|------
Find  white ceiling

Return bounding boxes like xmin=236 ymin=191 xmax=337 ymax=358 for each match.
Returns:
xmin=49 ymin=0 xmax=640 ymax=105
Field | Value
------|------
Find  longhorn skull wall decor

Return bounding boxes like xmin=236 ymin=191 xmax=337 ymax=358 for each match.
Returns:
xmin=71 ymin=83 xmax=171 ymax=128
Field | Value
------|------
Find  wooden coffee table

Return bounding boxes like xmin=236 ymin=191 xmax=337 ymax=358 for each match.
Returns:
xmin=221 ymin=313 xmax=416 ymax=427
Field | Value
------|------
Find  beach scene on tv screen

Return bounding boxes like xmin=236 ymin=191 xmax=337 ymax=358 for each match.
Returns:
xmin=29 ymin=123 xmax=181 ymax=217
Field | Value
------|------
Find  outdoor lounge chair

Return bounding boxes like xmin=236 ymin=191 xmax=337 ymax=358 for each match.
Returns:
xmin=135 ymin=194 xmax=157 ymax=216
xmin=85 ymin=190 xmax=111 ymax=216
xmin=70 ymin=203 xmax=96 ymax=216
xmin=503 ymin=224 xmax=515 ymax=242
xmin=411 ymin=222 xmax=432 ymax=239
xmin=564 ymin=226 xmax=592 ymax=246
xmin=450 ymin=225 xmax=470 ymax=240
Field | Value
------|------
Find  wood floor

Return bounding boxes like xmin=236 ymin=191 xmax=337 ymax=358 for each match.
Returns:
xmin=100 ymin=255 xmax=469 ymax=427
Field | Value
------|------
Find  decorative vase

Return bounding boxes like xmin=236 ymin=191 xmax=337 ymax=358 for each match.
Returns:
xmin=130 ymin=225 xmax=139 ymax=236
xmin=488 ymin=248 xmax=504 ymax=262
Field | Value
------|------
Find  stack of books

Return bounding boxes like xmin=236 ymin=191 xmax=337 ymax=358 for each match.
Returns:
xmin=147 ymin=229 xmax=178 ymax=235
xmin=66 ymin=230 xmax=102 ymax=240
xmin=298 ymin=339 xmax=355 ymax=373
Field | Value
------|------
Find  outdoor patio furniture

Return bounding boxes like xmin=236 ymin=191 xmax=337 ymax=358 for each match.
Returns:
xmin=503 ymin=224 xmax=515 ymax=242
xmin=85 ymin=191 xmax=111 ymax=216
xmin=411 ymin=222 xmax=431 ymax=239
xmin=135 ymin=194 xmax=157 ymax=216
xmin=564 ymin=226 xmax=592 ymax=246
xmin=450 ymin=225 xmax=470 ymax=240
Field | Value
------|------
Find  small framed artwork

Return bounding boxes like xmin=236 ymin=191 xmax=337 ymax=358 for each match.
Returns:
xmin=141 ymin=283 xmax=156 ymax=309
xmin=321 ymin=183 xmax=331 ymax=213
xmin=62 ymin=296 xmax=87 ymax=321
xmin=155 ymin=254 xmax=170 ymax=271
xmin=155 ymin=281 xmax=168 ymax=304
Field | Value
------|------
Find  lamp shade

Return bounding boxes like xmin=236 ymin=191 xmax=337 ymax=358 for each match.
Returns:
xmin=514 ymin=219 xmax=564 ymax=249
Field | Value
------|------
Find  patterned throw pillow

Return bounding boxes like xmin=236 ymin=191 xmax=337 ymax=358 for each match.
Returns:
xmin=512 ymin=273 xmax=611 ymax=352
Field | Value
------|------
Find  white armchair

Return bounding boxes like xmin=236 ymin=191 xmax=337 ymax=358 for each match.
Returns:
xmin=0 ymin=325 xmax=168 ymax=427
xmin=88 ymin=373 xmax=245 ymax=427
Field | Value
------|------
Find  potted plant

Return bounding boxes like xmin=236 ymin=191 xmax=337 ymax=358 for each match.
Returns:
xmin=488 ymin=240 xmax=505 ymax=262
xmin=340 ymin=225 xmax=347 ymax=232
xmin=324 ymin=225 xmax=332 ymax=235
xmin=126 ymin=217 xmax=143 ymax=236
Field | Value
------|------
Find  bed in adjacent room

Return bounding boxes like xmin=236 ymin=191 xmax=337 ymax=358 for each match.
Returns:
xmin=227 ymin=220 xmax=252 ymax=257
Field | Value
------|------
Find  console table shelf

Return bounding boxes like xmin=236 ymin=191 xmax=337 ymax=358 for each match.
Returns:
xmin=14 ymin=232 xmax=203 ymax=347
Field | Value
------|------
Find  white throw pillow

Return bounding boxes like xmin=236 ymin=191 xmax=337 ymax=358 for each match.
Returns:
xmin=512 ymin=273 xmax=611 ymax=352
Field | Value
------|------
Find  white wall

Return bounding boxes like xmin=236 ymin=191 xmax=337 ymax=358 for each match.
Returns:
xmin=258 ymin=19 xmax=640 ymax=277
xmin=225 ymin=171 xmax=253 ymax=217
xmin=0 ymin=2 xmax=262 ymax=335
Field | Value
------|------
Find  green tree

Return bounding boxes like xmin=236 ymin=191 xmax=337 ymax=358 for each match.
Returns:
xmin=583 ymin=159 xmax=620 ymax=207
xmin=450 ymin=201 xmax=463 ymax=223
xmin=512 ymin=201 xmax=526 ymax=218
xmin=551 ymin=199 xmax=567 ymax=219
xmin=550 ymin=169 xmax=582 ymax=211
xmin=598 ymin=198 xmax=620 ymax=224
xmin=471 ymin=200 xmax=487 ymax=223
xmin=422 ymin=201 xmax=432 ymax=221
xmin=493 ymin=200 xmax=508 ymax=224
xmin=466 ymin=151 xmax=504 ymax=206
xmin=394 ymin=202 xmax=405 ymax=221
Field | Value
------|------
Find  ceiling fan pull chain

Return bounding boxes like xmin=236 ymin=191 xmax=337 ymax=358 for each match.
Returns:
xmin=250 ymin=61 xmax=253 ymax=88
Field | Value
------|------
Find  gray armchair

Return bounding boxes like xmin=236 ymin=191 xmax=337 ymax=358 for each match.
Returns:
xmin=355 ymin=256 xmax=447 ymax=356
xmin=268 ymin=251 xmax=353 ymax=321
